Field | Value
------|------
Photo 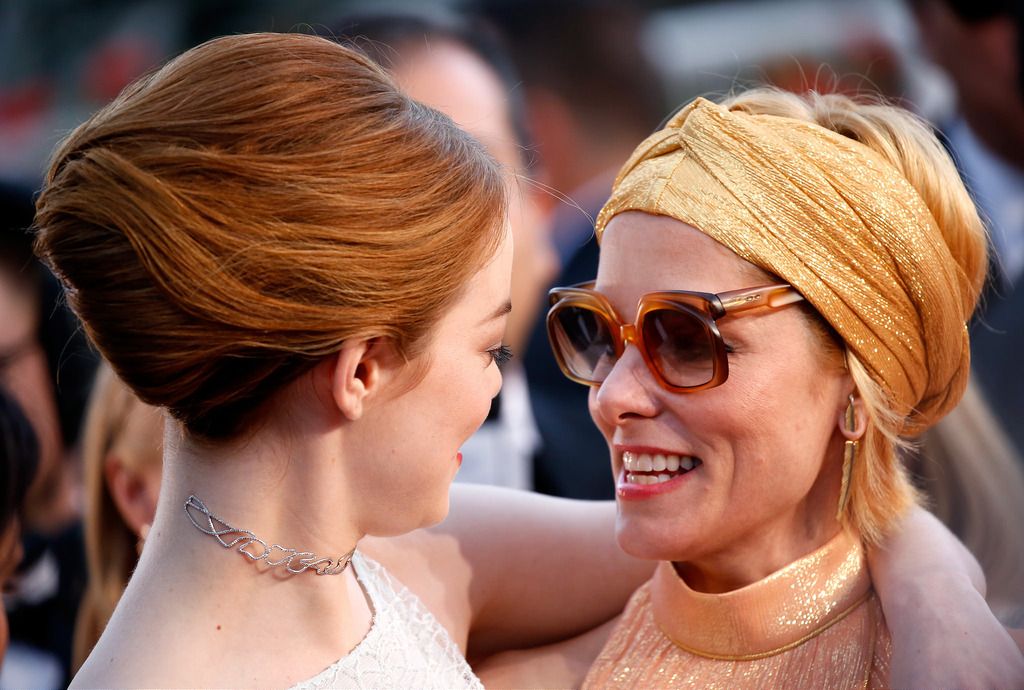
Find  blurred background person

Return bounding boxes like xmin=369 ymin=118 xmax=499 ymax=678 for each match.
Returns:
xmin=71 ymin=363 xmax=162 ymax=672
xmin=473 ymin=0 xmax=667 ymax=500
xmin=0 ymin=388 xmax=40 ymax=669
xmin=909 ymin=0 xmax=1024 ymax=457
xmin=0 ymin=182 xmax=89 ymax=536
xmin=0 ymin=181 xmax=97 ymax=688
xmin=333 ymin=5 xmax=558 ymax=491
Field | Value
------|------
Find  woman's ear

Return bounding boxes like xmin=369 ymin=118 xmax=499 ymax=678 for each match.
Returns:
xmin=838 ymin=394 xmax=867 ymax=442
xmin=104 ymin=455 xmax=158 ymax=539
xmin=331 ymin=339 xmax=384 ymax=421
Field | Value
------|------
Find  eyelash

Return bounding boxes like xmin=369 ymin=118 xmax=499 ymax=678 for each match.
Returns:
xmin=488 ymin=345 xmax=513 ymax=367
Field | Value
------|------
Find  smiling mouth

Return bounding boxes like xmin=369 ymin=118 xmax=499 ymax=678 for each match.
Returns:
xmin=622 ymin=450 xmax=703 ymax=485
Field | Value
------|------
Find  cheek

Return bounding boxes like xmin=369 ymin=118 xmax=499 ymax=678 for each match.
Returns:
xmin=429 ymin=356 xmax=500 ymax=442
xmin=710 ymin=369 xmax=842 ymax=498
xmin=588 ymin=388 xmax=612 ymax=440
xmin=463 ymin=364 xmax=500 ymax=429
xmin=719 ymin=329 xmax=845 ymax=441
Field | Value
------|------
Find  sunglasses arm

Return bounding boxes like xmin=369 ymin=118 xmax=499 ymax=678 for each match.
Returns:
xmin=718 ymin=285 xmax=805 ymax=315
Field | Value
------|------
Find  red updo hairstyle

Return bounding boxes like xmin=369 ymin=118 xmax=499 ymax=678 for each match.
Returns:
xmin=34 ymin=33 xmax=507 ymax=441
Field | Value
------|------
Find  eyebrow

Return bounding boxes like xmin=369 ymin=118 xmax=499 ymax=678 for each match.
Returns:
xmin=481 ymin=300 xmax=512 ymax=324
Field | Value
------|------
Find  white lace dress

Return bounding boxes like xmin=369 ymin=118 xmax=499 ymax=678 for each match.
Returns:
xmin=290 ymin=552 xmax=484 ymax=690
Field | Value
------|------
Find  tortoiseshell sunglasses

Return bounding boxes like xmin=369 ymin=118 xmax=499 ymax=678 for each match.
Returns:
xmin=546 ymin=282 xmax=805 ymax=392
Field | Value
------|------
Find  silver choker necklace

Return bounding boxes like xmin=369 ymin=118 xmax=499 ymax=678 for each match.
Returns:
xmin=184 ymin=495 xmax=355 ymax=576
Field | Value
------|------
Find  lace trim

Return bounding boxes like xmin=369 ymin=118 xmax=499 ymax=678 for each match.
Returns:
xmin=290 ymin=552 xmax=482 ymax=690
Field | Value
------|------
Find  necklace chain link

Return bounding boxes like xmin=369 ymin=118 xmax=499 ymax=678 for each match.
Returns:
xmin=184 ymin=494 xmax=355 ymax=576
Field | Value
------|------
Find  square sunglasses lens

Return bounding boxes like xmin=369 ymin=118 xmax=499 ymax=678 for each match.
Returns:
xmin=552 ymin=305 xmax=616 ymax=382
xmin=642 ymin=308 xmax=716 ymax=387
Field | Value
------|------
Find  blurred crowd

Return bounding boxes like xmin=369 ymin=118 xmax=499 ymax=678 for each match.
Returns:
xmin=1 ymin=0 xmax=1023 ymax=687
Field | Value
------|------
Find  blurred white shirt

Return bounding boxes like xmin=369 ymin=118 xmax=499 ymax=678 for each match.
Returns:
xmin=455 ymin=363 xmax=537 ymax=491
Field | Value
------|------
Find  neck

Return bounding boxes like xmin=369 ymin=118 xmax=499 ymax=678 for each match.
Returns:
xmin=167 ymin=417 xmax=363 ymax=543
xmin=81 ymin=405 xmax=379 ymax=687
xmin=650 ymin=529 xmax=868 ymax=662
xmin=674 ymin=520 xmax=843 ymax=594
xmin=130 ymin=419 xmax=369 ymax=657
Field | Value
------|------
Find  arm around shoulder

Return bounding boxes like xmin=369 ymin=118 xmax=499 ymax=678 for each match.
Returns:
xmin=435 ymin=484 xmax=653 ymax=659
xmin=362 ymin=485 xmax=654 ymax=659
xmin=868 ymin=505 xmax=1024 ymax=688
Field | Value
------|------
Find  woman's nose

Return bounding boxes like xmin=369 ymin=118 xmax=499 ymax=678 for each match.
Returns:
xmin=591 ymin=345 xmax=660 ymax=426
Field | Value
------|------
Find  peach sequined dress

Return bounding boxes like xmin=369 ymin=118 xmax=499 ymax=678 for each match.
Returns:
xmin=583 ymin=530 xmax=891 ymax=689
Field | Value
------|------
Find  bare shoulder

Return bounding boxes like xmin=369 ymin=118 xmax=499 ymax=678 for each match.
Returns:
xmin=70 ymin=574 xmax=310 ymax=689
xmin=71 ymin=626 xmax=205 ymax=689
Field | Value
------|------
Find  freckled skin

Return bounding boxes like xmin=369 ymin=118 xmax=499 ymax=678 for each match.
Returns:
xmin=589 ymin=212 xmax=852 ymax=593
xmin=337 ymin=230 xmax=515 ymax=539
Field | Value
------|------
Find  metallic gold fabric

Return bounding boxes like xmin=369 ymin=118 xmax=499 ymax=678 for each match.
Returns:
xmin=595 ymin=97 xmax=971 ymax=434
xmin=582 ymin=530 xmax=892 ymax=689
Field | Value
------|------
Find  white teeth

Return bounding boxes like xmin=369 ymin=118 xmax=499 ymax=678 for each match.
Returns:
xmin=625 ymin=471 xmax=687 ymax=485
xmin=623 ymin=451 xmax=698 ymax=474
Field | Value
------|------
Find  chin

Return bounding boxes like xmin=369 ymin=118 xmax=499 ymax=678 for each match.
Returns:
xmin=415 ymin=492 xmax=452 ymax=531
xmin=366 ymin=493 xmax=450 ymax=537
xmin=615 ymin=514 xmax=697 ymax=563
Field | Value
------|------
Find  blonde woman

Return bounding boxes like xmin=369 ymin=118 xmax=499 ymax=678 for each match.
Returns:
xmin=499 ymin=88 xmax=1024 ymax=688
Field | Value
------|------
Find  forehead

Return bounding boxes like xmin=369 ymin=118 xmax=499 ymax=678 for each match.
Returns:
xmin=596 ymin=212 xmax=768 ymax=302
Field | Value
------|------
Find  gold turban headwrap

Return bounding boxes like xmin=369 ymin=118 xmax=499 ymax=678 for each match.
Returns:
xmin=595 ymin=97 xmax=973 ymax=435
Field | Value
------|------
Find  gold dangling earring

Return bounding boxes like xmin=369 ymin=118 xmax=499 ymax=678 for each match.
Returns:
xmin=836 ymin=396 xmax=857 ymax=521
